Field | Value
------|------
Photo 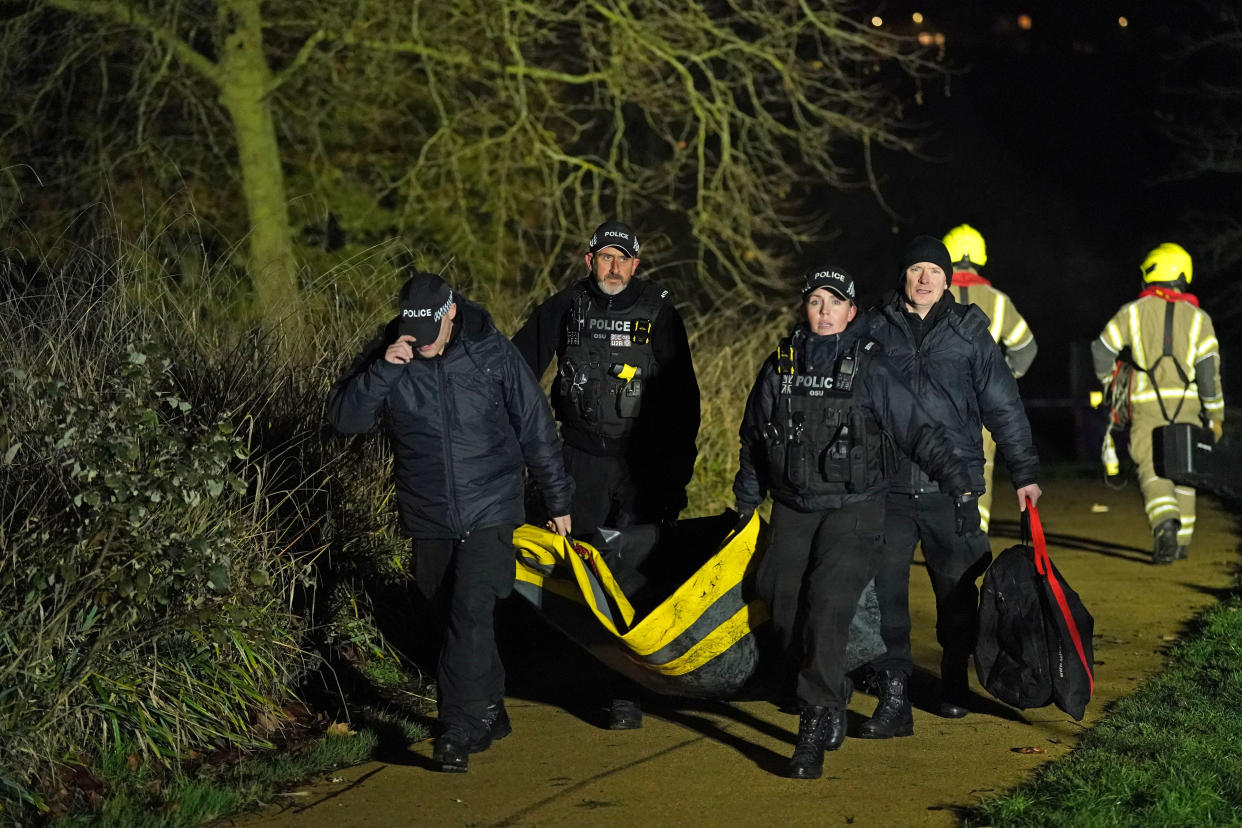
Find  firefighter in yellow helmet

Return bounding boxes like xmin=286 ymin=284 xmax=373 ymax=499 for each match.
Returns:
xmin=942 ymin=224 xmax=1038 ymax=533
xmin=1092 ymin=243 xmax=1224 ymax=564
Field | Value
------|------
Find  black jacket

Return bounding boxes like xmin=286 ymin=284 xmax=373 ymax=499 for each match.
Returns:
xmin=512 ymin=276 xmax=700 ymax=495
xmin=327 ymin=298 xmax=574 ymax=539
xmin=733 ymin=322 xmax=972 ymax=513
xmin=866 ymin=291 xmax=1039 ymax=495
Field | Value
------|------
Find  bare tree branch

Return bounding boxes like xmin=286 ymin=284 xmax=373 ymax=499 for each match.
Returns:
xmin=43 ymin=0 xmax=220 ymax=83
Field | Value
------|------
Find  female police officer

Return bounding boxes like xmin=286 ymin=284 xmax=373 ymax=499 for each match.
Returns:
xmin=732 ymin=264 xmax=973 ymax=779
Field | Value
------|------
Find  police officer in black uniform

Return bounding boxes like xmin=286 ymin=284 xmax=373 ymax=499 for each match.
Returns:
xmin=859 ymin=236 xmax=1042 ymax=740
xmin=514 ymin=220 xmax=700 ymax=729
xmin=733 ymin=264 xmax=973 ymax=780
xmin=327 ymin=273 xmax=575 ymax=773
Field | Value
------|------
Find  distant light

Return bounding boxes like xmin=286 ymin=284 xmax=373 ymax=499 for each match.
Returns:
xmin=1017 ymin=13 xmax=1033 ymax=30
xmin=1118 ymin=16 xmax=1129 ymax=27
xmin=934 ymin=32 xmax=946 ymax=45
xmin=912 ymin=12 xmax=924 ymax=24
xmin=871 ymin=15 xmax=883 ymax=27
xmin=917 ymin=31 xmax=934 ymax=45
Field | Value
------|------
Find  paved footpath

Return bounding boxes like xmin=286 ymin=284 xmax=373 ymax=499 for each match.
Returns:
xmin=236 ymin=479 xmax=1238 ymax=828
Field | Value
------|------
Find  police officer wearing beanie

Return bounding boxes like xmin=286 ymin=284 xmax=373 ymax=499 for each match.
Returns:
xmin=942 ymin=224 xmax=1039 ymax=535
xmin=327 ymin=273 xmax=575 ymax=773
xmin=859 ymin=236 xmax=1042 ymax=738
xmin=513 ymin=220 xmax=700 ymax=729
xmin=734 ymin=263 xmax=973 ymax=779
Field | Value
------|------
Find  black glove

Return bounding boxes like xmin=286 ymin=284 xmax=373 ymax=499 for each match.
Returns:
xmin=734 ymin=504 xmax=756 ymax=531
xmin=954 ymin=492 xmax=982 ymax=536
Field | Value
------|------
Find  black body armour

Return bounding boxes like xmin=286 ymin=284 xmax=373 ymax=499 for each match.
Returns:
xmin=554 ymin=284 xmax=665 ymax=441
xmin=764 ymin=336 xmax=885 ymax=497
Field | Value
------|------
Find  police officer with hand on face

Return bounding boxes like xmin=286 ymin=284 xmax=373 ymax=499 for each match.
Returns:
xmin=328 ymin=272 xmax=574 ymax=774
xmin=514 ymin=220 xmax=700 ymax=729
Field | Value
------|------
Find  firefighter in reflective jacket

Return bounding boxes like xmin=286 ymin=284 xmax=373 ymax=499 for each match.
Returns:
xmin=943 ymin=224 xmax=1038 ymax=533
xmin=732 ymin=264 xmax=972 ymax=780
xmin=1092 ymin=242 xmax=1224 ymax=564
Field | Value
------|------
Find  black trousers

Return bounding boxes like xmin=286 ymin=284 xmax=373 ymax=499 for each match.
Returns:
xmin=562 ymin=444 xmax=683 ymax=535
xmin=871 ymin=492 xmax=991 ymax=676
xmin=755 ymin=498 xmax=884 ymax=709
xmin=563 ymin=445 xmax=637 ymax=535
xmin=413 ymin=524 xmax=517 ymax=741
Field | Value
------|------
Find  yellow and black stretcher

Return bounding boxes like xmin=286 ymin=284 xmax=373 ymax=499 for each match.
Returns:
xmin=512 ymin=511 xmax=884 ymax=699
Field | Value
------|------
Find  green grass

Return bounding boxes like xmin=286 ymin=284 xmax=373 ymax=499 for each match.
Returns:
xmin=52 ymin=710 xmax=427 ymax=827
xmin=966 ymin=594 xmax=1242 ymax=827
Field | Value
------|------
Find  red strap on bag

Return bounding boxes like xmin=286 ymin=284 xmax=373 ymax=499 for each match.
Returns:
xmin=1027 ymin=499 xmax=1095 ymax=696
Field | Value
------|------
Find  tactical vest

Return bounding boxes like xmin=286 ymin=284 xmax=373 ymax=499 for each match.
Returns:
xmin=763 ymin=336 xmax=884 ymax=496
xmin=554 ymin=283 xmax=665 ymax=440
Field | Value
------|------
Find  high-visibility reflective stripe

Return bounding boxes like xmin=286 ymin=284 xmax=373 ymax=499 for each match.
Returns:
xmin=1146 ymin=507 xmax=1180 ymax=523
xmin=1185 ymin=311 xmax=1202 ymax=371
xmin=989 ymin=295 xmax=1006 ymax=342
xmin=1104 ymin=319 xmax=1124 ymax=352
xmin=1130 ymin=388 xmax=1198 ymax=403
xmin=1003 ymin=317 xmax=1032 ymax=348
xmin=1195 ymin=334 xmax=1219 ymax=360
xmin=1145 ymin=495 xmax=1178 ymax=515
xmin=1128 ymin=304 xmax=1148 ymax=393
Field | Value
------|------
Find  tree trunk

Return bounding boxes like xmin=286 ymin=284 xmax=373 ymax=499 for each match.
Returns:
xmin=217 ymin=0 xmax=303 ymax=335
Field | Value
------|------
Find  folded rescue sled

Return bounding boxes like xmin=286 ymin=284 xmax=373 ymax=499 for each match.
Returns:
xmin=512 ymin=511 xmax=884 ymax=699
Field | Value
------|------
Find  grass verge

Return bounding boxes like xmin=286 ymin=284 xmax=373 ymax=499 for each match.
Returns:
xmin=51 ymin=710 xmax=427 ymax=827
xmin=965 ymin=589 xmax=1242 ymax=827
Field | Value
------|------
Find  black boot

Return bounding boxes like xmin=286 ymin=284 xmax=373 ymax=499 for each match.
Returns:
xmin=608 ymin=698 xmax=643 ymax=730
xmin=433 ymin=730 xmax=470 ymax=773
xmin=938 ymin=653 xmax=970 ymax=718
xmin=788 ymin=705 xmax=844 ymax=779
xmin=822 ymin=707 xmax=847 ymax=752
xmin=482 ymin=702 xmax=512 ymax=742
xmin=1152 ymin=519 xmax=1180 ymax=565
xmin=858 ymin=670 xmax=913 ymax=739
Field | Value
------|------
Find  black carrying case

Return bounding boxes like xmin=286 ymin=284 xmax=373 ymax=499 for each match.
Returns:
xmin=1153 ymin=423 xmax=1216 ymax=486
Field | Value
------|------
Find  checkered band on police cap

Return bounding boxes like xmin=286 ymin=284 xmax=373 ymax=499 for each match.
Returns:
xmin=396 ymin=272 xmax=454 ymax=344
xmin=588 ymin=220 xmax=640 ymax=258
xmin=801 ymin=264 xmax=855 ymax=300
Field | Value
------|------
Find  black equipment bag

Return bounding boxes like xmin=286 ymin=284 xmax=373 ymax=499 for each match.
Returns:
xmin=1153 ymin=423 xmax=1217 ymax=488
xmin=975 ymin=501 xmax=1095 ymax=720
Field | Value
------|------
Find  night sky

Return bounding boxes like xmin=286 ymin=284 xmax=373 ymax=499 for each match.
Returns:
xmin=812 ymin=1 xmax=1237 ymax=455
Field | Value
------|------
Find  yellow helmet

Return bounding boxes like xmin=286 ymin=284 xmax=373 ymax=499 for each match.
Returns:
xmin=1141 ymin=242 xmax=1193 ymax=284
xmin=942 ymin=224 xmax=987 ymax=267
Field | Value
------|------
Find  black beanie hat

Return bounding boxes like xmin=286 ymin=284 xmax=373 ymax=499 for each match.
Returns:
xmin=900 ymin=235 xmax=955 ymax=287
